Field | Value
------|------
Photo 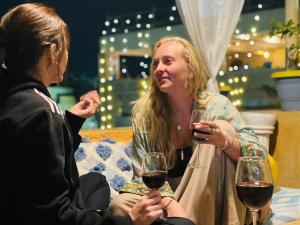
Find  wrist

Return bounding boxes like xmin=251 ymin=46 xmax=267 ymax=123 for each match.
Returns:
xmin=163 ymin=198 xmax=174 ymax=218
xmin=220 ymin=135 xmax=233 ymax=151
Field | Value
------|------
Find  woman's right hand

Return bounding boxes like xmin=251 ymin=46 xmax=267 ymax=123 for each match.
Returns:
xmin=129 ymin=190 xmax=163 ymax=225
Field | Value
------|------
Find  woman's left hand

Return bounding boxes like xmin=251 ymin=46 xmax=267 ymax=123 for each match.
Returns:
xmin=193 ymin=121 xmax=227 ymax=148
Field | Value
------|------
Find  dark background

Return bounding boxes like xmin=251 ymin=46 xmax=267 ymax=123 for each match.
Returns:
xmin=0 ymin=0 xmax=175 ymax=77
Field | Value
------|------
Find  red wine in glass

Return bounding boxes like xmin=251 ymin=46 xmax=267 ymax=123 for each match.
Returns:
xmin=142 ymin=171 xmax=167 ymax=189
xmin=236 ymin=181 xmax=273 ymax=210
xmin=190 ymin=128 xmax=210 ymax=141
xmin=235 ymin=156 xmax=273 ymax=225
xmin=188 ymin=109 xmax=210 ymax=168
xmin=142 ymin=152 xmax=168 ymax=190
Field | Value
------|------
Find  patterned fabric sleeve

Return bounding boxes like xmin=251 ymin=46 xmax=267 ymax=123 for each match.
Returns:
xmin=204 ymin=92 xmax=268 ymax=158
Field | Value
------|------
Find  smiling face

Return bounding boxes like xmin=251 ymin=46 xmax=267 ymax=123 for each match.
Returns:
xmin=152 ymin=41 xmax=189 ymax=95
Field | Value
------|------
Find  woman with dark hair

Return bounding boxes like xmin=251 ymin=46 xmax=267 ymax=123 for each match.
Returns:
xmin=0 ymin=3 xmax=194 ymax=225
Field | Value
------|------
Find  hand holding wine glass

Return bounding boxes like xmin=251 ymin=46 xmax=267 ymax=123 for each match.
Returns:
xmin=235 ymin=156 xmax=273 ymax=225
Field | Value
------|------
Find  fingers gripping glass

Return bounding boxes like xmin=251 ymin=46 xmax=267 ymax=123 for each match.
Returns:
xmin=142 ymin=152 xmax=168 ymax=190
xmin=235 ymin=156 xmax=273 ymax=225
xmin=188 ymin=109 xmax=210 ymax=168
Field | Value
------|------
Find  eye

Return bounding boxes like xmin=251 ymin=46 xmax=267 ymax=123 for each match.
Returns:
xmin=152 ymin=60 xmax=159 ymax=69
xmin=164 ymin=58 xmax=173 ymax=65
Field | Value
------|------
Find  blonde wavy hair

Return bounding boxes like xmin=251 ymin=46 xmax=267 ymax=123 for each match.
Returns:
xmin=132 ymin=36 xmax=209 ymax=167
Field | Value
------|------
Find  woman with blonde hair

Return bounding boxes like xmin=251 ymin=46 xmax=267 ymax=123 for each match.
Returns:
xmin=110 ymin=36 xmax=270 ymax=225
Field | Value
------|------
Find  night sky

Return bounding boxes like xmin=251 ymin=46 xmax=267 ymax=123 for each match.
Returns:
xmin=0 ymin=0 xmax=175 ymax=77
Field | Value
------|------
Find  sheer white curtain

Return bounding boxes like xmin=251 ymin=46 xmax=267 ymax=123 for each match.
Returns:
xmin=176 ymin=0 xmax=245 ymax=93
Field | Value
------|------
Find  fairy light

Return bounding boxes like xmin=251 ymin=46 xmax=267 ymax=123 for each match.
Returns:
xmin=148 ymin=14 xmax=154 ymax=19
xmin=254 ymin=15 xmax=260 ymax=21
xmin=107 ymin=86 xmax=113 ymax=92
xmin=99 ymin=68 xmax=105 ymax=74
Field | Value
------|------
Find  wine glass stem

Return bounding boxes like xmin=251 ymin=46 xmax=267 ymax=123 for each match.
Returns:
xmin=251 ymin=210 xmax=258 ymax=225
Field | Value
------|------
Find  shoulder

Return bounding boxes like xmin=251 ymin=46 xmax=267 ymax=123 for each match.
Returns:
xmin=2 ymin=88 xmax=63 ymax=123
xmin=31 ymin=88 xmax=63 ymax=116
xmin=199 ymin=91 xmax=231 ymax=106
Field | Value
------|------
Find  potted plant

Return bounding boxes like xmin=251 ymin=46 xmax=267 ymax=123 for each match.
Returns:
xmin=269 ymin=19 xmax=300 ymax=110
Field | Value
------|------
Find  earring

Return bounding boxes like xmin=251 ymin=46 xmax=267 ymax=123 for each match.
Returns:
xmin=184 ymin=80 xmax=188 ymax=89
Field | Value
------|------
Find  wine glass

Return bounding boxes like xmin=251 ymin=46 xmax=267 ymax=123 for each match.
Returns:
xmin=188 ymin=109 xmax=210 ymax=168
xmin=235 ymin=156 xmax=273 ymax=225
xmin=142 ymin=152 xmax=167 ymax=190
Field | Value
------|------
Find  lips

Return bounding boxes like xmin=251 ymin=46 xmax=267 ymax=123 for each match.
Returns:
xmin=158 ymin=76 xmax=170 ymax=83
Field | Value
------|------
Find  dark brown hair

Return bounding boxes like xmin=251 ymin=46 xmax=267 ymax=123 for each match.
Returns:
xmin=0 ymin=3 xmax=70 ymax=73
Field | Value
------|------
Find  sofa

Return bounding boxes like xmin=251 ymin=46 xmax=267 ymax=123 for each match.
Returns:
xmin=77 ymin=111 xmax=300 ymax=225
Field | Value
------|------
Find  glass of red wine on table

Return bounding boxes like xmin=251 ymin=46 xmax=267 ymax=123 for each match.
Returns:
xmin=188 ymin=108 xmax=211 ymax=168
xmin=235 ymin=156 xmax=273 ymax=225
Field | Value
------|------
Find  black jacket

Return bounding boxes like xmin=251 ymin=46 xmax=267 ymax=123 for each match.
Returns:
xmin=0 ymin=71 xmax=133 ymax=225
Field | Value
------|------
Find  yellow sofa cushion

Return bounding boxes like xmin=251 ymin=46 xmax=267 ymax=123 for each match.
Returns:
xmin=80 ymin=127 xmax=133 ymax=144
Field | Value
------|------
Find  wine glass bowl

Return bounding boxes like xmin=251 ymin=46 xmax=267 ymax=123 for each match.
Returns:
xmin=142 ymin=152 xmax=167 ymax=189
xmin=189 ymin=109 xmax=210 ymax=141
xmin=188 ymin=109 xmax=210 ymax=168
xmin=235 ymin=156 xmax=273 ymax=225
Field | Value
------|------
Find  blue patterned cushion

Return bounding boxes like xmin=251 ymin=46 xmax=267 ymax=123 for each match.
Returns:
xmin=75 ymin=138 xmax=133 ymax=198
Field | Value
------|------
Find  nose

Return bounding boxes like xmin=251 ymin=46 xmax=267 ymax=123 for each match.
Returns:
xmin=154 ymin=61 xmax=164 ymax=75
